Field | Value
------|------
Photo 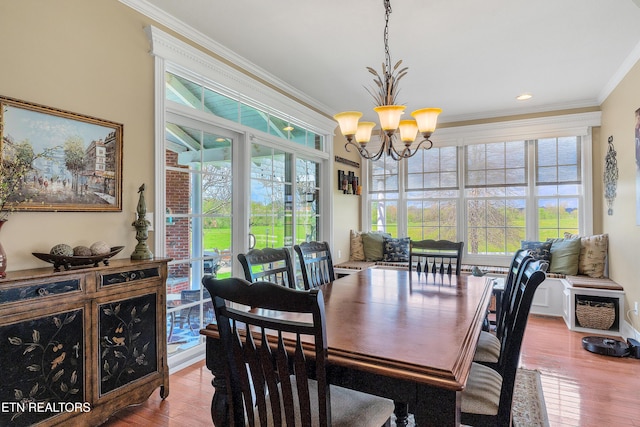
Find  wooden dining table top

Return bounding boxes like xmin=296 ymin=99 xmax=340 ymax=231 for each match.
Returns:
xmin=204 ymin=268 xmax=493 ymax=393
xmin=315 ymin=268 xmax=492 ymax=391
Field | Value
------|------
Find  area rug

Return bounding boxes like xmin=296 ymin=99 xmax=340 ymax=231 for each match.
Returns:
xmin=391 ymin=368 xmax=549 ymax=426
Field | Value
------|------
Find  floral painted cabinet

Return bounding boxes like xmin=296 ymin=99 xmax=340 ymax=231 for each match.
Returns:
xmin=0 ymin=258 xmax=169 ymax=426
xmin=0 ymin=308 xmax=85 ymax=426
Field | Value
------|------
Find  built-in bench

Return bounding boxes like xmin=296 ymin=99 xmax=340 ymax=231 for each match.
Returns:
xmin=337 ymin=232 xmax=623 ymax=330
xmin=562 ymin=275 xmax=624 ymax=336
xmin=334 ymin=260 xmax=403 ymax=277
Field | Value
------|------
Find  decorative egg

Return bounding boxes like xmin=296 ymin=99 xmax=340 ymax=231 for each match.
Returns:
xmin=90 ymin=241 xmax=111 ymax=255
xmin=50 ymin=244 xmax=73 ymax=257
xmin=73 ymin=245 xmax=92 ymax=256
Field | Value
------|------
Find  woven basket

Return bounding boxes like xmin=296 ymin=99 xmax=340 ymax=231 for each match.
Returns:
xmin=576 ymin=299 xmax=615 ymax=330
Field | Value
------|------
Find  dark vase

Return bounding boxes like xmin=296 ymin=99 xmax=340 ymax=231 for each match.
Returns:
xmin=0 ymin=220 xmax=6 ymax=278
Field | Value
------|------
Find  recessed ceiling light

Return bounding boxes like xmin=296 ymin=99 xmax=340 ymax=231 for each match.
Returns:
xmin=283 ymin=126 xmax=294 ymax=132
xmin=215 ymin=137 xmax=226 ymax=142
xmin=516 ymin=93 xmax=533 ymax=101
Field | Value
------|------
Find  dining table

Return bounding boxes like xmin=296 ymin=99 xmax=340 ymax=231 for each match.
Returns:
xmin=200 ymin=267 xmax=493 ymax=426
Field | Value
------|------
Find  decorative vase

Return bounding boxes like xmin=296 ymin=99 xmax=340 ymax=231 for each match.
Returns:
xmin=0 ymin=220 xmax=7 ymax=278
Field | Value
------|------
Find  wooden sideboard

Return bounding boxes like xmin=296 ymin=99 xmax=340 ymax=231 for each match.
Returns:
xmin=0 ymin=258 xmax=170 ymax=426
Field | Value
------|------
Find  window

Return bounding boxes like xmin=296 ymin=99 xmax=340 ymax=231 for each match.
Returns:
xmin=164 ymin=119 xmax=234 ymax=355
xmin=536 ymin=137 xmax=581 ymax=240
xmin=166 ymin=72 xmax=324 ymax=151
xmin=406 ymin=146 xmax=459 ymax=240
xmin=365 ymin=118 xmax=596 ymax=265
xmin=295 ymin=158 xmax=320 ymax=243
xmin=250 ymin=144 xmax=293 ymax=249
xmin=369 ymin=154 xmax=399 ymax=235
xmin=465 ymin=141 xmax=527 ymax=255
xmin=149 ymin=27 xmax=335 ymax=369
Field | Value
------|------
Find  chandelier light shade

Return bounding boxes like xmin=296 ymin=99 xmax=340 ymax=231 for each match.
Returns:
xmin=333 ymin=0 xmax=441 ymax=161
xmin=355 ymin=121 xmax=376 ymax=144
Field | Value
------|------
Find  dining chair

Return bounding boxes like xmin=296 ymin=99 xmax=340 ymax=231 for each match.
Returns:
xmin=237 ymin=247 xmax=297 ymax=289
xmin=202 ymin=276 xmax=395 ymax=427
xmin=461 ymin=260 xmax=548 ymax=427
xmin=294 ymin=241 xmax=336 ymax=290
xmin=176 ymin=288 xmax=214 ymax=333
xmin=409 ymin=239 xmax=464 ymax=275
xmin=474 ymin=249 xmax=533 ymax=365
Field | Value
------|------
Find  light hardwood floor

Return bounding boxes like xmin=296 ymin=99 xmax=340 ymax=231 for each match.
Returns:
xmin=103 ymin=315 xmax=640 ymax=426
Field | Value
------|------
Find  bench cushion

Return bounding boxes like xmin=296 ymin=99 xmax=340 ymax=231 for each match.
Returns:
xmin=382 ymin=236 xmax=410 ymax=262
xmin=349 ymin=230 xmax=366 ymax=261
xmin=565 ymin=275 xmax=623 ymax=291
xmin=335 ymin=261 xmax=377 ymax=271
xmin=564 ymin=233 xmax=608 ymax=278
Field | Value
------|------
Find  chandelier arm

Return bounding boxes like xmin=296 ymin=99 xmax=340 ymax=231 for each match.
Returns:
xmin=344 ymin=140 xmax=374 ymax=159
xmin=414 ymin=138 xmax=434 ymax=151
xmin=370 ymin=141 xmax=387 ymax=161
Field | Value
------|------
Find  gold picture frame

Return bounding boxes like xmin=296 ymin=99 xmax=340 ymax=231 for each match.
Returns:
xmin=0 ymin=95 xmax=123 ymax=212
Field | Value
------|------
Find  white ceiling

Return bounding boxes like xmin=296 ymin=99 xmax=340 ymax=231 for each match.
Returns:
xmin=130 ymin=0 xmax=640 ymax=124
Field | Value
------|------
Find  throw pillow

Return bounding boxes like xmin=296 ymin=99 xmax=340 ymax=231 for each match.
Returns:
xmin=564 ymin=232 xmax=608 ymax=278
xmin=520 ymin=240 xmax=552 ymax=263
xmin=382 ymin=236 xmax=410 ymax=262
xmin=548 ymin=238 xmax=581 ymax=275
xmin=361 ymin=231 xmax=391 ymax=261
xmin=349 ymin=230 xmax=366 ymax=261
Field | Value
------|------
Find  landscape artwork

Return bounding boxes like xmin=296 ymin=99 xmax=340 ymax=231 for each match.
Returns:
xmin=0 ymin=96 xmax=122 ymax=212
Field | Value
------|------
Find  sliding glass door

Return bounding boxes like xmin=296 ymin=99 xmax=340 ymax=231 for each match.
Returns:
xmin=164 ymin=116 xmax=235 ymax=358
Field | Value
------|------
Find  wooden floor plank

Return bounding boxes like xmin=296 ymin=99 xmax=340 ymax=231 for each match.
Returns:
xmin=103 ymin=315 xmax=640 ymax=426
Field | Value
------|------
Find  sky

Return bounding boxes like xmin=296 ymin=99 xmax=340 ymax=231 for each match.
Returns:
xmin=3 ymin=104 xmax=115 ymax=153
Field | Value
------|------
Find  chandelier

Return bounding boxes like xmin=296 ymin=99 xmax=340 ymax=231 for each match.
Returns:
xmin=334 ymin=0 xmax=441 ymax=161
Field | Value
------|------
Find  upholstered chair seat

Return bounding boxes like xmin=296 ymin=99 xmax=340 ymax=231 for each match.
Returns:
xmin=474 ymin=331 xmax=501 ymax=363
xmin=258 ymin=377 xmax=394 ymax=427
xmin=461 ymin=362 xmax=502 ymax=416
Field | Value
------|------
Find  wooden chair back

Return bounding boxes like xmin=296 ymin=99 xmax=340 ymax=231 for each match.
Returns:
xmin=203 ymin=277 xmax=330 ymax=427
xmin=463 ymin=259 xmax=548 ymax=426
xmin=294 ymin=241 xmax=335 ymax=289
xmin=495 ymin=249 xmax=533 ymax=339
xmin=496 ymin=259 xmax=547 ymax=423
xmin=238 ymin=247 xmax=296 ymax=289
xmin=409 ymin=239 xmax=464 ymax=275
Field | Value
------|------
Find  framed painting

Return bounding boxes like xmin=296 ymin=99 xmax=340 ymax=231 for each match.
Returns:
xmin=0 ymin=96 xmax=122 ymax=212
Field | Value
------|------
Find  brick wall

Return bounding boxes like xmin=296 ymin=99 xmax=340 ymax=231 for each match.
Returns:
xmin=166 ymin=150 xmax=190 ymax=282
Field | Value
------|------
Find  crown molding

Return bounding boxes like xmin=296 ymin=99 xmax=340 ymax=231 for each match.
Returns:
xmin=119 ymin=0 xmax=335 ymax=120
xmin=433 ymin=111 xmax=602 ymax=146
xmin=598 ymin=38 xmax=640 ymax=104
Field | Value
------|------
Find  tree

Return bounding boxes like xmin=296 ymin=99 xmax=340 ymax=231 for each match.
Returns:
xmin=0 ymin=140 xmax=57 ymax=218
xmin=64 ymin=136 xmax=85 ymax=194
xmin=202 ymin=163 xmax=232 ymax=216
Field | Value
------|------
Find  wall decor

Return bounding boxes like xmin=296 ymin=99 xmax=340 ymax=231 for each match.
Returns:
xmin=0 ymin=96 xmax=123 ymax=212
xmin=337 ymin=169 xmax=359 ymax=195
xmin=603 ymin=136 xmax=618 ymax=216
xmin=334 ymin=155 xmax=360 ymax=168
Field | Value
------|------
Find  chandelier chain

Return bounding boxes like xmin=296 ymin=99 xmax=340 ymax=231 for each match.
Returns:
xmin=383 ymin=0 xmax=392 ymax=100
xmin=333 ymin=0 xmax=441 ymax=161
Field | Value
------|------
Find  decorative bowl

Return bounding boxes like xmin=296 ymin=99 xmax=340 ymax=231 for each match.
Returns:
xmin=33 ymin=246 xmax=124 ymax=272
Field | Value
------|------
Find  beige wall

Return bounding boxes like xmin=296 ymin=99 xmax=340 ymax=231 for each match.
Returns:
xmin=0 ymin=1 xmax=155 ymax=271
xmin=331 ymin=132 xmax=361 ymax=263
xmin=601 ymin=59 xmax=640 ymax=332
xmin=3 ymin=1 xmax=636 ymax=338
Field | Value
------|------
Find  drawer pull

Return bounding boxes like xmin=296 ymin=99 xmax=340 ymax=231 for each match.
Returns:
xmin=37 ymin=288 xmax=50 ymax=297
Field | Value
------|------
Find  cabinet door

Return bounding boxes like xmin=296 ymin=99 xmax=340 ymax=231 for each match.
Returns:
xmin=98 ymin=292 xmax=158 ymax=396
xmin=0 ymin=308 xmax=85 ymax=426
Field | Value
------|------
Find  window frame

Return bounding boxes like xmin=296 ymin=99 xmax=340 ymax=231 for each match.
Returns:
xmin=362 ymin=113 xmax=600 ymax=267
xmin=147 ymin=26 xmax=336 ymax=371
